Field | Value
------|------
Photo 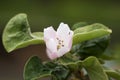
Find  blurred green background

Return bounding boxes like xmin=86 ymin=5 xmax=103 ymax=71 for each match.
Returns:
xmin=0 ymin=0 xmax=120 ymax=80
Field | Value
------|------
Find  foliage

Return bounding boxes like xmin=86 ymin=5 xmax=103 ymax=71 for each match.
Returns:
xmin=2 ymin=14 xmax=44 ymax=52
xmin=2 ymin=13 xmax=120 ymax=80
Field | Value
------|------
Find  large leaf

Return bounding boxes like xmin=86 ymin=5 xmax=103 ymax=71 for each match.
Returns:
xmin=2 ymin=13 xmax=44 ymax=52
xmin=83 ymin=57 xmax=108 ymax=80
xmin=24 ymin=56 xmax=69 ymax=80
xmin=73 ymin=23 xmax=112 ymax=45
xmin=23 ymin=56 xmax=51 ymax=80
xmin=72 ymin=35 xmax=110 ymax=59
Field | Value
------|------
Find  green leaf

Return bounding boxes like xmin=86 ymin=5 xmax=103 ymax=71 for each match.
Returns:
xmin=73 ymin=23 xmax=112 ymax=45
xmin=104 ymin=67 xmax=120 ymax=80
xmin=58 ymin=55 xmax=82 ymax=71
xmin=83 ymin=56 xmax=108 ymax=80
xmin=59 ymin=56 xmax=108 ymax=80
xmin=23 ymin=56 xmax=51 ymax=80
xmin=100 ymin=54 xmax=115 ymax=60
xmin=24 ymin=56 xmax=69 ymax=80
xmin=51 ymin=65 xmax=70 ymax=80
xmin=2 ymin=13 xmax=44 ymax=52
xmin=72 ymin=22 xmax=88 ymax=30
xmin=45 ymin=61 xmax=70 ymax=80
xmin=72 ymin=35 xmax=110 ymax=59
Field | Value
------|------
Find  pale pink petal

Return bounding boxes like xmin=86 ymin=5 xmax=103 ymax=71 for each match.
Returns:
xmin=64 ymin=30 xmax=74 ymax=48
xmin=45 ymin=38 xmax=57 ymax=54
xmin=45 ymin=38 xmax=58 ymax=59
xmin=47 ymin=49 xmax=58 ymax=60
xmin=67 ymin=37 xmax=72 ymax=51
xmin=44 ymin=26 xmax=56 ymax=42
xmin=57 ymin=22 xmax=71 ymax=38
xmin=57 ymin=47 xmax=70 ymax=57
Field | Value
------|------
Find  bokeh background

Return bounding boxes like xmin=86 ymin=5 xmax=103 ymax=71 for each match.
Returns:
xmin=0 ymin=0 xmax=120 ymax=80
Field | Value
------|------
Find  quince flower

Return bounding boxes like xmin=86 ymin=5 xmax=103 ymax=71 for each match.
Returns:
xmin=44 ymin=23 xmax=74 ymax=60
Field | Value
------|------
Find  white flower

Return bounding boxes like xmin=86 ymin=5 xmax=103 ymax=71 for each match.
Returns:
xmin=44 ymin=22 xmax=74 ymax=60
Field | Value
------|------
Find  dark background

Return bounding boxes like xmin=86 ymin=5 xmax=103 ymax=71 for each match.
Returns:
xmin=0 ymin=0 xmax=120 ymax=80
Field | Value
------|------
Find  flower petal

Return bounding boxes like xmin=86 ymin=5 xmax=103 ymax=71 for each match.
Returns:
xmin=44 ymin=26 xmax=56 ymax=42
xmin=64 ymin=30 xmax=74 ymax=49
xmin=57 ymin=22 xmax=71 ymax=38
xmin=47 ymin=49 xmax=58 ymax=60
xmin=45 ymin=38 xmax=58 ymax=59
xmin=45 ymin=38 xmax=57 ymax=54
xmin=57 ymin=47 xmax=70 ymax=57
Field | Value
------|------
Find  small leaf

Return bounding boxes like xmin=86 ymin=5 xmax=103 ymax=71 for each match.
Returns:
xmin=83 ymin=56 xmax=108 ymax=80
xmin=72 ymin=22 xmax=88 ymax=30
xmin=45 ymin=61 xmax=70 ymax=80
xmin=2 ymin=13 xmax=44 ymax=52
xmin=58 ymin=55 xmax=82 ymax=71
xmin=104 ymin=67 xmax=120 ymax=80
xmin=100 ymin=54 xmax=115 ymax=60
xmin=51 ymin=65 xmax=70 ymax=80
xmin=24 ymin=56 xmax=70 ymax=80
xmin=73 ymin=23 xmax=112 ymax=45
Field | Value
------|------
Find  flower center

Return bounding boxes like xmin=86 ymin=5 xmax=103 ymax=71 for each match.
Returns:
xmin=56 ymin=37 xmax=64 ymax=51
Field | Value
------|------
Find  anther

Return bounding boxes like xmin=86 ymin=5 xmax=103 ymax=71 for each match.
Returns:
xmin=69 ymin=32 xmax=70 ymax=35
xmin=56 ymin=37 xmax=59 ymax=40
xmin=57 ymin=45 xmax=61 ymax=50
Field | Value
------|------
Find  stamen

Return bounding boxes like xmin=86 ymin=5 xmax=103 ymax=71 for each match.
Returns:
xmin=69 ymin=32 xmax=70 ymax=35
xmin=56 ymin=37 xmax=59 ymax=40
xmin=59 ymin=40 xmax=61 ymax=44
xmin=57 ymin=45 xmax=61 ymax=50
xmin=59 ymin=42 xmax=61 ymax=45
xmin=57 ymin=39 xmax=65 ymax=51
